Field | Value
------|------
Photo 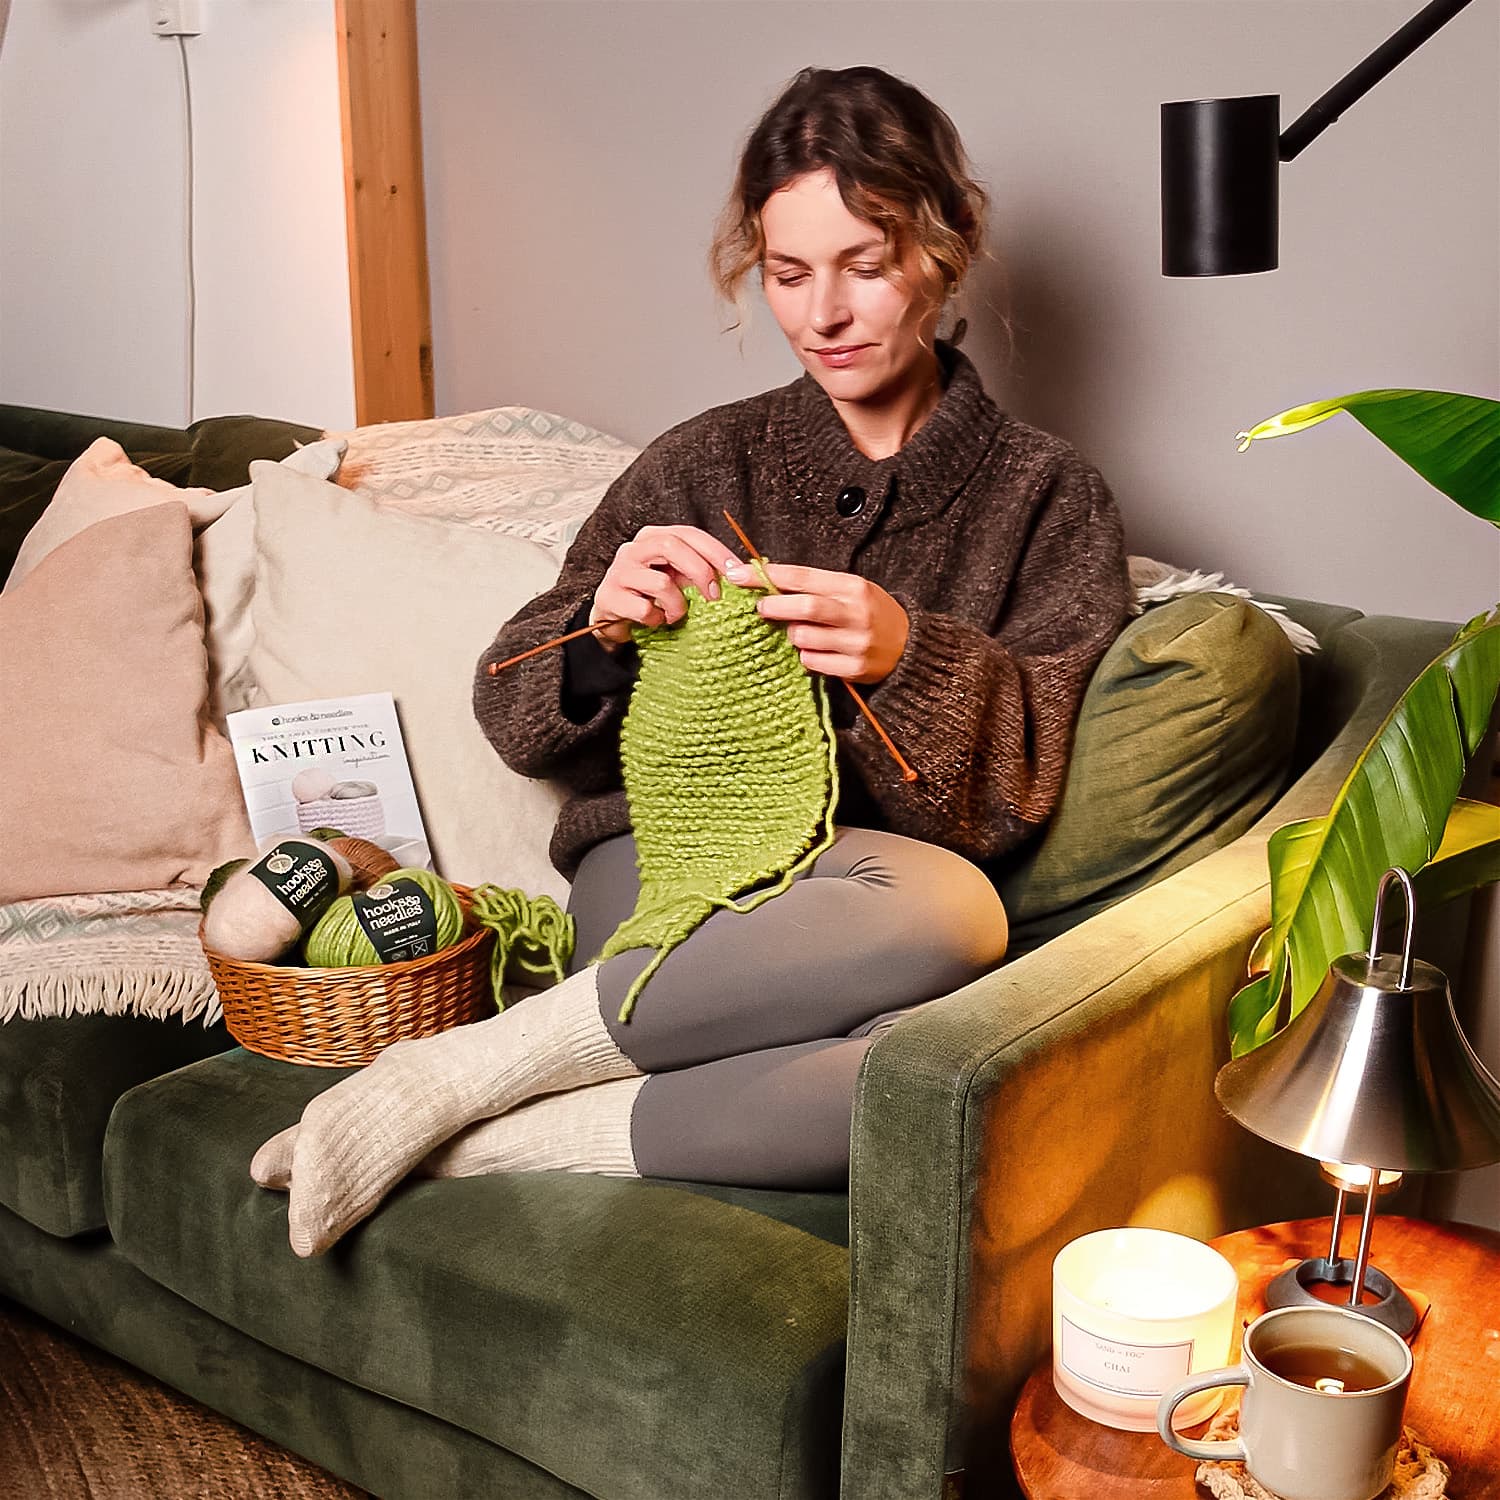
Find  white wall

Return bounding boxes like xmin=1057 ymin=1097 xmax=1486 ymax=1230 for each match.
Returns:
xmin=417 ymin=0 xmax=1499 ymax=623
xmin=0 ymin=0 xmax=354 ymax=430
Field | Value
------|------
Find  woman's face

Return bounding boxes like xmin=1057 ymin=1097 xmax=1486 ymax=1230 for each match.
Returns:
xmin=760 ymin=168 xmax=941 ymax=407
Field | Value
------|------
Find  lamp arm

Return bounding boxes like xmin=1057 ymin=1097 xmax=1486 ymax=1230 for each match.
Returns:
xmin=1279 ymin=0 xmax=1476 ymax=162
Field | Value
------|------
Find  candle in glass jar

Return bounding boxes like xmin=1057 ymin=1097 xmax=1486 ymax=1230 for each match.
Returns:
xmin=1053 ymin=1228 xmax=1239 ymax=1431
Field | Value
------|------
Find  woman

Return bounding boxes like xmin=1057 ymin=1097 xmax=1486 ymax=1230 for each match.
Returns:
xmin=253 ymin=66 xmax=1129 ymax=1257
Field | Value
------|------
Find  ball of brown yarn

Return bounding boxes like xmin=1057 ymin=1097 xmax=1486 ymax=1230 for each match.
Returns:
xmin=327 ymin=836 xmax=400 ymax=888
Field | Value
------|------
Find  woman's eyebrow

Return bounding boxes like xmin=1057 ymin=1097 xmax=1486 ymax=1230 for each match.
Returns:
xmin=764 ymin=240 xmax=885 ymax=267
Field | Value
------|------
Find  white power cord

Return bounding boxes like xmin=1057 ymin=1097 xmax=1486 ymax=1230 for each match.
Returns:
xmin=174 ymin=32 xmax=197 ymax=424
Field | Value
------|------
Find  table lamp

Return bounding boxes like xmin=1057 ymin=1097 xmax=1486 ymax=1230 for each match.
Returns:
xmin=1161 ymin=0 xmax=1476 ymax=275
xmin=1214 ymin=867 xmax=1500 ymax=1335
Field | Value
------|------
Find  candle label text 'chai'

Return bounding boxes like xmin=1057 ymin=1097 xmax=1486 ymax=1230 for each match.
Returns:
xmin=1058 ymin=1316 xmax=1194 ymax=1397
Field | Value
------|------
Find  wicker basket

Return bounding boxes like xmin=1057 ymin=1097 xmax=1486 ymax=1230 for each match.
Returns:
xmin=201 ymin=886 xmax=495 ymax=1067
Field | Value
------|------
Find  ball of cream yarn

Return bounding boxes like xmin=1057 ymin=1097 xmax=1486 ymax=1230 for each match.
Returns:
xmin=203 ymin=838 xmax=354 ymax=964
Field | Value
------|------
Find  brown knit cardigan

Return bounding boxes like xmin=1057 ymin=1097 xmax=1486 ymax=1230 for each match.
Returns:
xmin=474 ymin=342 xmax=1130 ymax=879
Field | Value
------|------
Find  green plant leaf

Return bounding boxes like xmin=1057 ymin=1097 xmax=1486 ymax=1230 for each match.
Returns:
xmin=1238 ymin=390 xmax=1500 ymax=525
xmin=1228 ymin=617 xmax=1500 ymax=1057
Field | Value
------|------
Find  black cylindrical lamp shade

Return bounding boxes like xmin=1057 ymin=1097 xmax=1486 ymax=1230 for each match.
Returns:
xmin=1162 ymin=95 xmax=1281 ymax=276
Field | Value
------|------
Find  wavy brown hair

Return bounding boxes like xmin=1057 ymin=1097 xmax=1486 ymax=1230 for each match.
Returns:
xmin=710 ymin=66 xmax=988 ymax=339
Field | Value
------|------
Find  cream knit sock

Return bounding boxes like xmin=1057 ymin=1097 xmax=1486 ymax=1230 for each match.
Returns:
xmin=418 ymin=1077 xmax=644 ymax=1179
xmin=253 ymin=1076 xmax=643 ymax=1189
xmin=272 ymin=965 xmax=638 ymax=1256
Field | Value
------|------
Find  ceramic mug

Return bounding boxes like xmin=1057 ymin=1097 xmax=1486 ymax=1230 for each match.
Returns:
xmin=1156 ymin=1305 xmax=1413 ymax=1500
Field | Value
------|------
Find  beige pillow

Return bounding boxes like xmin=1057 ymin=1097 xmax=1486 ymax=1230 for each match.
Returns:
xmin=247 ymin=461 xmax=569 ymax=900
xmin=195 ymin=437 xmax=346 ymax=724
xmin=0 ymin=504 xmax=255 ymax=902
xmin=4 ymin=437 xmax=224 ymax=588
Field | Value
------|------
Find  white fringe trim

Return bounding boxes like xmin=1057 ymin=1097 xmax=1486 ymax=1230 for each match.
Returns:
xmin=0 ymin=964 xmax=222 ymax=1026
xmin=1128 ymin=555 xmax=1320 ymax=656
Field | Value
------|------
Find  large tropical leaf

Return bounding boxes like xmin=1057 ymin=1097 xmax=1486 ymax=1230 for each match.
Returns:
xmin=1238 ymin=389 xmax=1500 ymax=524
xmin=1228 ymin=615 xmax=1500 ymax=1056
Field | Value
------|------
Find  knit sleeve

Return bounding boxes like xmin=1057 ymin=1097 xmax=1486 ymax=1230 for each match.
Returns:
xmin=846 ymin=458 xmax=1130 ymax=862
xmin=472 ymin=441 xmax=683 ymax=793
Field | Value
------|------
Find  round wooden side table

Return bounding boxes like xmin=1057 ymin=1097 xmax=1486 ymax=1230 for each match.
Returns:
xmin=1010 ymin=1217 xmax=1500 ymax=1498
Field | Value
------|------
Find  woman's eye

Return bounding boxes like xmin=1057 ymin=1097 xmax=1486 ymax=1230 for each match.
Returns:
xmin=774 ymin=274 xmax=807 ymax=287
xmin=850 ymin=266 xmax=883 ymax=278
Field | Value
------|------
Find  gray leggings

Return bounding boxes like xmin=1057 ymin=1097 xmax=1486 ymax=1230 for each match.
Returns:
xmin=566 ymin=827 xmax=1008 ymax=1189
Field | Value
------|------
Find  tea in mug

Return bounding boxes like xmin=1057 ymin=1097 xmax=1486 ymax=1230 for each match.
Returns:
xmin=1262 ymin=1343 xmax=1391 ymax=1393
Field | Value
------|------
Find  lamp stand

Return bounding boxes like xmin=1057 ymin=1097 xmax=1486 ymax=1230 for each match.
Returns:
xmin=1265 ymin=1172 xmax=1418 ymax=1337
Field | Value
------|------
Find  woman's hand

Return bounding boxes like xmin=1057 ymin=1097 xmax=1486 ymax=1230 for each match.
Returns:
xmin=730 ymin=561 xmax=909 ymax=685
xmin=590 ymin=525 xmax=739 ymax=648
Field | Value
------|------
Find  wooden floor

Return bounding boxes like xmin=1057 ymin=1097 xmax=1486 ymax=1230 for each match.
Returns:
xmin=0 ymin=1297 xmax=366 ymax=1499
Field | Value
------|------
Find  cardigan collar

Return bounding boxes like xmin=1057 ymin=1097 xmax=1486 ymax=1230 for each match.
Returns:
xmin=772 ymin=340 xmax=1004 ymax=530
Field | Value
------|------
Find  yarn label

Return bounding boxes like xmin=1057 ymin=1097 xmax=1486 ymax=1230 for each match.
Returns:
xmin=352 ymin=879 xmax=439 ymax=964
xmin=248 ymin=840 xmax=341 ymax=927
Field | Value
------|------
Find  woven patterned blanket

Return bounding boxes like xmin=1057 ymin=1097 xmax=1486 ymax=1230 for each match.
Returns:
xmin=326 ymin=405 xmax=639 ymax=553
xmin=0 ymin=888 xmax=219 ymax=1025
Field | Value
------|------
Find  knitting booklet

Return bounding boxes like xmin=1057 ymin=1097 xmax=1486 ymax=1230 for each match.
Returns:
xmin=226 ymin=693 xmax=432 ymax=869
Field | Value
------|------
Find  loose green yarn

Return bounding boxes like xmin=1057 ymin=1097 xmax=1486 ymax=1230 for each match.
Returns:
xmin=304 ymin=867 xmax=464 ymax=967
xmin=598 ymin=580 xmax=839 ymax=1022
xmin=469 ymin=885 xmax=576 ymax=1006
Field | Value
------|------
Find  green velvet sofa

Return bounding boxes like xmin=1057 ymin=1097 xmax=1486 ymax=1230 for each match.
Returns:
xmin=0 ymin=404 xmax=1468 ymax=1498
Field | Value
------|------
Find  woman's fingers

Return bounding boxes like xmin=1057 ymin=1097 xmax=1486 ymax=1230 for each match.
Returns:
xmin=635 ymin=525 xmax=736 ymax=599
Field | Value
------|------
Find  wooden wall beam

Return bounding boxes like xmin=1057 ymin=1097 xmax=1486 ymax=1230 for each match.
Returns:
xmin=335 ymin=0 xmax=434 ymax=424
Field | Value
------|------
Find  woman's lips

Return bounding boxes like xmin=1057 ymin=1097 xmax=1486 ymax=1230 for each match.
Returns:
xmin=811 ymin=344 xmax=871 ymax=368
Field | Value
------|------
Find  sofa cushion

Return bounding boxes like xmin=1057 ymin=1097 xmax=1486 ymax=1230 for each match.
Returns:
xmin=0 ymin=504 xmax=254 ymax=902
xmin=0 ymin=1015 xmax=233 ymax=1237
xmin=0 ymin=404 xmax=318 ymax=483
xmin=248 ymin=461 xmax=568 ymax=898
xmin=996 ymin=593 xmax=1300 ymax=951
xmin=105 ymin=1048 xmax=849 ymax=1500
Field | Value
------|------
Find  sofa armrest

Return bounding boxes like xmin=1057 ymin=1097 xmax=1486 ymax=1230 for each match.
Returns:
xmin=838 ymin=612 xmax=1460 ymax=1499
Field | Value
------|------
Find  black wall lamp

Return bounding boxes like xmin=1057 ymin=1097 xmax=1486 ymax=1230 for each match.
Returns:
xmin=1161 ymin=0 xmax=1478 ymax=277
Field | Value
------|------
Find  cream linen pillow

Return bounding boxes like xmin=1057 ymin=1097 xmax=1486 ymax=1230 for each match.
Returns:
xmin=4 ymin=437 xmax=224 ymax=588
xmin=195 ymin=437 xmax=346 ymax=724
xmin=247 ymin=461 xmax=569 ymax=900
xmin=0 ymin=504 xmax=255 ymax=902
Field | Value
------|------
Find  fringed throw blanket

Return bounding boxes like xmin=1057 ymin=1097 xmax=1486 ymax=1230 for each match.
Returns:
xmin=598 ymin=581 xmax=840 ymax=1021
xmin=0 ymin=887 xmax=219 ymax=1025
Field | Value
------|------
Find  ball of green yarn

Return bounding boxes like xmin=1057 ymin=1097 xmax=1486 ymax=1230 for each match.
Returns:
xmin=304 ymin=867 xmax=464 ymax=968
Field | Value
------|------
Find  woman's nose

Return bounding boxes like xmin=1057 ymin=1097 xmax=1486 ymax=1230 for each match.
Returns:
xmin=809 ymin=276 xmax=850 ymax=335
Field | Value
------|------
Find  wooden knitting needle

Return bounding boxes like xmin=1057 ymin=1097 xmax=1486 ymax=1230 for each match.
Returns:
xmin=486 ymin=620 xmax=619 ymax=675
xmin=722 ymin=510 xmax=917 ymax=783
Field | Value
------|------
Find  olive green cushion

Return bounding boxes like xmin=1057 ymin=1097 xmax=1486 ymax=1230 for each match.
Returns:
xmin=998 ymin=593 xmax=1300 ymax=950
xmin=0 ymin=405 xmax=319 ymax=489
xmin=104 ymin=1048 xmax=849 ymax=1500
xmin=0 ymin=1016 xmax=234 ymax=1238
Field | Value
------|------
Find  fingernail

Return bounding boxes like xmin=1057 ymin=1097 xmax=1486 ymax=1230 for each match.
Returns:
xmin=708 ymin=580 xmax=720 ymax=600
xmin=726 ymin=563 xmax=750 ymax=582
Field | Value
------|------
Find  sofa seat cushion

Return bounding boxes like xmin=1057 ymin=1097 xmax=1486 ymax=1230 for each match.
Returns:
xmin=105 ymin=1048 xmax=850 ymax=1500
xmin=0 ymin=1016 xmax=233 ymax=1237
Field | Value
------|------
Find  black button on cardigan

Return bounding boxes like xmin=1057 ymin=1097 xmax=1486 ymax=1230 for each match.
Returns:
xmin=835 ymin=485 xmax=867 ymax=517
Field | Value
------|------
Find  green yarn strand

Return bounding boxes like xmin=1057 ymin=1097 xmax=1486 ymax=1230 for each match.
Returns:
xmin=469 ymin=884 xmax=577 ymax=1008
xmin=598 ymin=580 xmax=839 ymax=1022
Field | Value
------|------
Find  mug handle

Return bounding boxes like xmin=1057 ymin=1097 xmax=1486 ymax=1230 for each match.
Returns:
xmin=1156 ymin=1364 xmax=1251 ymax=1461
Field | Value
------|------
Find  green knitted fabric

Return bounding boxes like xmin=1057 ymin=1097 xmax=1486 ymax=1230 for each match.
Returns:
xmin=598 ymin=580 xmax=839 ymax=1021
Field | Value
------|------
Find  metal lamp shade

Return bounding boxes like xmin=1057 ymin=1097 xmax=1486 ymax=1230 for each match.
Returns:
xmin=1215 ymin=951 xmax=1500 ymax=1174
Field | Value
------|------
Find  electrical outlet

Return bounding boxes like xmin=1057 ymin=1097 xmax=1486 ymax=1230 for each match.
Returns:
xmin=150 ymin=0 xmax=202 ymax=37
